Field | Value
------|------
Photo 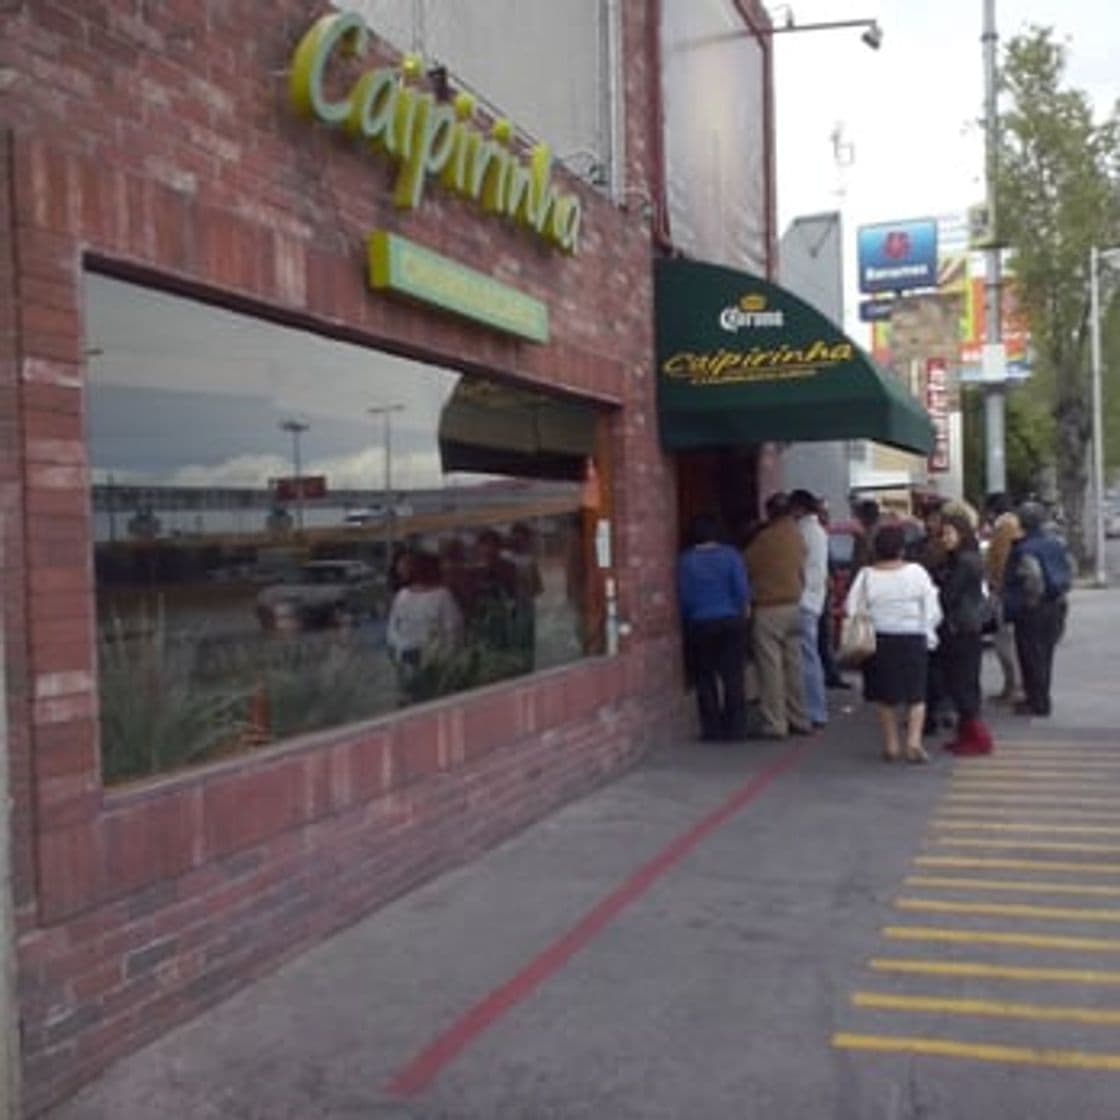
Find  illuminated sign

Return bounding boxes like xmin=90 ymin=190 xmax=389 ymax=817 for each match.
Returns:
xmin=925 ymin=358 xmax=950 ymax=473
xmin=858 ymin=219 xmax=939 ymax=293
xmin=290 ymin=13 xmax=582 ymax=254
xmin=368 ymin=231 xmax=549 ymax=343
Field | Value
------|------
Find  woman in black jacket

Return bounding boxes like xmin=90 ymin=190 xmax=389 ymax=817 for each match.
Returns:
xmin=939 ymin=513 xmax=994 ymax=755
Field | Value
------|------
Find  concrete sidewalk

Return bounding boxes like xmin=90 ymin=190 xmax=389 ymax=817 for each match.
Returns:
xmin=49 ymin=588 xmax=1120 ymax=1119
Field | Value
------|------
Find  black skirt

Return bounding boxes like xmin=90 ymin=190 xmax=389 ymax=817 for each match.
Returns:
xmin=863 ymin=632 xmax=928 ymax=705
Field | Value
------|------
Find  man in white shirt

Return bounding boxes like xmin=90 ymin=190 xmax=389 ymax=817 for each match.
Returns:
xmin=789 ymin=490 xmax=828 ymax=728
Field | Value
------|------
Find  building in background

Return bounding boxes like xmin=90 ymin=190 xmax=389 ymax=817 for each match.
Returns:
xmin=777 ymin=212 xmax=851 ymax=516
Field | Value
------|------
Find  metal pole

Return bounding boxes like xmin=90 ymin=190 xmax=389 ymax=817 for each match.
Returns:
xmin=384 ymin=410 xmax=394 ymax=555
xmin=291 ymin=428 xmax=304 ymax=534
xmin=983 ymin=0 xmax=1007 ymax=494
xmin=1091 ymin=245 xmax=1108 ymax=585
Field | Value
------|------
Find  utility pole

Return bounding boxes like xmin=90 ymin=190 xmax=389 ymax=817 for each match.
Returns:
xmin=982 ymin=0 xmax=1007 ymax=494
xmin=279 ymin=419 xmax=309 ymax=533
xmin=368 ymin=404 xmax=405 ymax=557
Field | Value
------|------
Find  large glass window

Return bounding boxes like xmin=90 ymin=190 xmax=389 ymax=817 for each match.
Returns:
xmin=85 ymin=273 xmax=606 ymax=785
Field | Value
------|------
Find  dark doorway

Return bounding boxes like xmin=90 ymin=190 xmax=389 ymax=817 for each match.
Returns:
xmin=675 ymin=448 xmax=760 ymax=549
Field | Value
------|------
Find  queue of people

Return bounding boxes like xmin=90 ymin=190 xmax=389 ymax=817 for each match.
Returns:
xmin=677 ymin=490 xmax=832 ymax=744
xmin=846 ymin=491 xmax=1072 ymax=762
xmin=679 ymin=488 xmax=1073 ymax=761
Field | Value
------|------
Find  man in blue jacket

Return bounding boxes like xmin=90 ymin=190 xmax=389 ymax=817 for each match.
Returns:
xmin=678 ymin=514 xmax=752 ymax=741
xmin=1003 ymin=501 xmax=1072 ymax=717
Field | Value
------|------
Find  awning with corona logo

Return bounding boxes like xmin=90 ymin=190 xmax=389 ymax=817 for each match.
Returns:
xmin=655 ymin=259 xmax=934 ymax=455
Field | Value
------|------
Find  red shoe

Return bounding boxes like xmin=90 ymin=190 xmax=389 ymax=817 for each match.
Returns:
xmin=947 ymin=718 xmax=994 ymax=756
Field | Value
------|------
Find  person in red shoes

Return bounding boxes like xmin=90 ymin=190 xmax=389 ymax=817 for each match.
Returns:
xmin=938 ymin=512 xmax=993 ymax=755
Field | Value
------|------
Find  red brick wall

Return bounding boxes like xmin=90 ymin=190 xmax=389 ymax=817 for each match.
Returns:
xmin=0 ymin=2 xmax=689 ymax=1112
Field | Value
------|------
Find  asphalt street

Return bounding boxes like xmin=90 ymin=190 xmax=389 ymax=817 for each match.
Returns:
xmin=49 ymin=565 xmax=1120 ymax=1120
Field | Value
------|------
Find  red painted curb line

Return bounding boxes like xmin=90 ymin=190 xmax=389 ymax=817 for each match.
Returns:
xmin=386 ymin=740 xmax=816 ymax=1097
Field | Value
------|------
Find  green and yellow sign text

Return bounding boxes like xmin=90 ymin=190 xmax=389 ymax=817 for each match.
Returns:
xmin=369 ymin=231 xmax=549 ymax=343
xmin=290 ymin=13 xmax=582 ymax=254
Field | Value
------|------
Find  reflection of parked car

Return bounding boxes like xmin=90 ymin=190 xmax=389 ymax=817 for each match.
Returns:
xmin=256 ymin=560 xmax=380 ymax=631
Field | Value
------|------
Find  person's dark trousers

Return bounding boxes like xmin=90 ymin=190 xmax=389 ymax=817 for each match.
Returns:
xmin=688 ymin=617 xmax=747 ymax=740
xmin=924 ymin=645 xmax=949 ymax=731
xmin=1014 ymin=600 xmax=1062 ymax=715
xmin=942 ymin=631 xmax=982 ymax=721
xmin=818 ymin=609 xmax=844 ymax=685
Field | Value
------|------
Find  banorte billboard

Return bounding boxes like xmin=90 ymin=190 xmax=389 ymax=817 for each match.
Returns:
xmin=857 ymin=219 xmax=939 ymax=294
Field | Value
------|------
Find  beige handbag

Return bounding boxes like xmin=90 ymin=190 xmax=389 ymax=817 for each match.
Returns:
xmin=839 ymin=570 xmax=877 ymax=666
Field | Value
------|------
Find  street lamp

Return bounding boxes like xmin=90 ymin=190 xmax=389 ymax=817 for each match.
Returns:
xmin=770 ymin=18 xmax=882 ymax=48
xmin=1090 ymin=245 xmax=1120 ymax=586
xmin=680 ymin=10 xmax=882 ymax=50
xmin=279 ymin=418 xmax=309 ymax=533
xmin=368 ymin=404 xmax=405 ymax=549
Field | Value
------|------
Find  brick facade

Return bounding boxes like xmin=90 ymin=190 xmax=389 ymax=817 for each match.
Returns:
xmin=0 ymin=2 xmax=703 ymax=1111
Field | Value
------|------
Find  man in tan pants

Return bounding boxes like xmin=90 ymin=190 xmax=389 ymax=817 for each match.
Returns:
xmin=745 ymin=494 xmax=810 ymax=738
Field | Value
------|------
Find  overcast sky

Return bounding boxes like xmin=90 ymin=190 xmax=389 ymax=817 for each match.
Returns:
xmin=773 ymin=0 xmax=1119 ymax=330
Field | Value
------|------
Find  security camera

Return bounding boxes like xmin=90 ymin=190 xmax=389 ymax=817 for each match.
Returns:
xmin=861 ymin=22 xmax=882 ymax=50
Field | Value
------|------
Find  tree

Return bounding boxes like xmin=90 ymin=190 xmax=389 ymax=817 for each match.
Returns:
xmin=962 ymin=385 xmax=1054 ymax=510
xmin=997 ymin=27 xmax=1120 ymax=566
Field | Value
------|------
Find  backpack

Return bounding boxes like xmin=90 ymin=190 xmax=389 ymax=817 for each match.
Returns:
xmin=1036 ymin=538 xmax=1072 ymax=599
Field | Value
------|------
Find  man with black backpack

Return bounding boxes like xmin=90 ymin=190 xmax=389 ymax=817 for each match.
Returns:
xmin=1003 ymin=502 xmax=1073 ymax=717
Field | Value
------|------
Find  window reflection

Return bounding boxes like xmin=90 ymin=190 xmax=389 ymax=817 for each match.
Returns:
xmin=86 ymin=273 xmax=603 ymax=784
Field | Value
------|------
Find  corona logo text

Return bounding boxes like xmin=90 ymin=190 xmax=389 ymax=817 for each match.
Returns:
xmin=719 ymin=292 xmax=785 ymax=332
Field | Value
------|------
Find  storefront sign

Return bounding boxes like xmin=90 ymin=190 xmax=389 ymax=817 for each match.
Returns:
xmin=290 ymin=13 xmax=582 ymax=254
xmin=925 ymin=358 xmax=951 ymax=473
xmin=368 ymin=231 xmax=549 ymax=343
xmin=655 ymin=259 xmax=935 ymax=455
xmin=858 ymin=219 xmax=938 ymax=293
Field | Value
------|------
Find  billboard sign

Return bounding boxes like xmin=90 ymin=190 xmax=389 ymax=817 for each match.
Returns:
xmin=859 ymin=299 xmax=895 ymax=323
xmin=858 ymin=219 xmax=939 ymax=294
xmin=273 ymin=475 xmax=327 ymax=502
xmin=925 ymin=358 xmax=951 ymax=473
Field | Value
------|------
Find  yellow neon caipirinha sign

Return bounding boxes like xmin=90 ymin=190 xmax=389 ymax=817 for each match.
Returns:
xmin=289 ymin=13 xmax=582 ymax=254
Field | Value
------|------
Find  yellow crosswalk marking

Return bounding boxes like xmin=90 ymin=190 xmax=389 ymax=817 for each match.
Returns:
xmin=945 ymin=794 xmax=1120 ymax=807
xmin=871 ymin=958 xmax=1120 ymax=983
xmin=916 ymin=855 xmax=1120 ymax=875
xmin=967 ymin=757 xmax=1120 ymax=766
xmin=832 ymin=1032 xmax=1120 ymax=1071
xmin=951 ymin=777 xmax=1113 ymax=788
xmin=997 ymin=741 xmax=1120 ymax=748
xmin=934 ymin=820 xmax=1120 ymax=835
xmin=896 ymin=897 xmax=1120 ymax=923
xmin=851 ymin=991 xmax=1120 ymax=1026
xmin=954 ymin=767 xmax=1120 ymax=778
xmin=904 ymin=876 xmax=1120 ymax=898
xmin=937 ymin=807 xmax=1120 ymax=820
xmin=936 ymin=837 xmax=1120 ymax=853
xmin=883 ymin=926 xmax=1120 ymax=952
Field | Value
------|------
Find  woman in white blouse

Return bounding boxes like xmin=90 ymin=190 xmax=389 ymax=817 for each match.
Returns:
xmin=845 ymin=522 xmax=942 ymax=762
xmin=386 ymin=550 xmax=464 ymax=678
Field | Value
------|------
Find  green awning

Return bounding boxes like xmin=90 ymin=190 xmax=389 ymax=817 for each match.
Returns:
xmin=655 ymin=258 xmax=935 ymax=455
